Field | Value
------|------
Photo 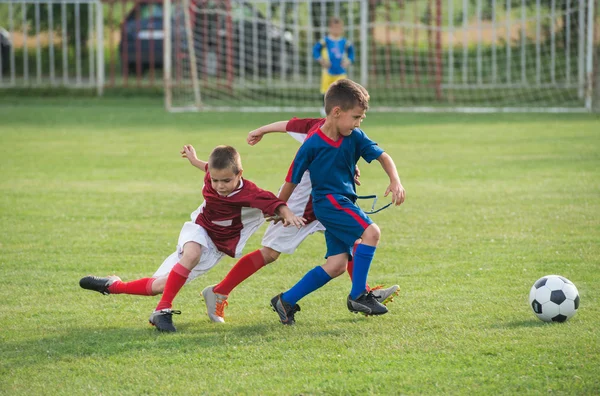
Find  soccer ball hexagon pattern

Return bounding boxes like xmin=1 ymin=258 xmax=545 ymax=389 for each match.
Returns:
xmin=529 ymin=275 xmax=580 ymax=323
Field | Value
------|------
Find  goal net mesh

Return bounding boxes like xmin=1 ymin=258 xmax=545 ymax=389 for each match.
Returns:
xmin=164 ymin=0 xmax=596 ymax=112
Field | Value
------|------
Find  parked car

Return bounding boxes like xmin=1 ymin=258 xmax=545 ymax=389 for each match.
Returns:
xmin=1 ymin=28 xmax=11 ymax=75
xmin=119 ymin=0 xmax=294 ymax=76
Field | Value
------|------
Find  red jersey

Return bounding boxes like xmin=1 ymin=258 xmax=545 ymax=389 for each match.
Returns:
xmin=194 ymin=170 xmax=286 ymax=257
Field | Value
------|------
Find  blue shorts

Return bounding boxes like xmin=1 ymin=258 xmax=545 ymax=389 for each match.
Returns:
xmin=313 ymin=194 xmax=373 ymax=258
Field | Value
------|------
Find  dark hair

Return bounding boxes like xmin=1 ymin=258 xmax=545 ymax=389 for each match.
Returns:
xmin=208 ymin=145 xmax=242 ymax=175
xmin=324 ymin=79 xmax=370 ymax=114
xmin=329 ymin=16 xmax=342 ymax=26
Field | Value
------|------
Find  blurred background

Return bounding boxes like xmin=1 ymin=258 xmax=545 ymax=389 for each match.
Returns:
xmin=0 ymin=0 xmax=598 ymax=112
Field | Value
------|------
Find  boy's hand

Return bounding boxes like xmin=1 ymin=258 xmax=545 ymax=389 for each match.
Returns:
xmin=274 ymin=205 xmax=306 ymax=229
xmin=247 ymin=129 xmax=265 ymax=146
xmin=181 ymin=144 xmax=198 ymax=162
xmin=384 ymin=179 xmax=406 ymax=206
xmin=342 ymin=59 xmax=351 ymax=69
xmin=318 ymin=58 xmax=330 ymax=68
xmin=354 ymin=165 xmax=361 ymax=186
xmin=282 ymin=214 xmax=306 ymax=229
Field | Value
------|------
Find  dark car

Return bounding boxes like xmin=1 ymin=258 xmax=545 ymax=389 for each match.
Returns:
xmin=1 ymin=28 xmax=11 ymax=75
xmin=119 ymin=0 xmax=294 ymax=76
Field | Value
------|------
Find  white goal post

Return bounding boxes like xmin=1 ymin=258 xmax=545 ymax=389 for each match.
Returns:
xmin=163 ymin=0 xmax=597 ymax=113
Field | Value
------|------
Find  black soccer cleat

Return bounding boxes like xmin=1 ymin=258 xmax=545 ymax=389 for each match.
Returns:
xmin=270 ymin=294 xmax=301 ymax=325
xmin=149 ymin=309 xmax=182 ymax=333
xmin=347 ymin=291 xmax=388 ymax=316
xmin=79 ymin=275 xmax=121 ymax=295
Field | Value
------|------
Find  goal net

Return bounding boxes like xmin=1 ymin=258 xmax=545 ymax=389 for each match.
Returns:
xmin=164 ymin=0 xmax=597 ymax=113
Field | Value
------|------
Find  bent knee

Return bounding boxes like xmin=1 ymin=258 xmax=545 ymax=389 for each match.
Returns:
xmin=181 ymin=242 xmax=202 ymax=265
xmin=261 ymin=247 xmax=281 ymax=264
xmin=362 ymin=223 xmax=381 ymax=243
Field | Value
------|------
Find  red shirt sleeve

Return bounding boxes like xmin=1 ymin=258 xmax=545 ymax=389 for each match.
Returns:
xmin=240 ymin=179 xmax=287 ymax=216
xmin=286 ymin=117 xmax=324 ymax=134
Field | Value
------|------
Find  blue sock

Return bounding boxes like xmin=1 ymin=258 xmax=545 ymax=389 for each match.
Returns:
xmin=350 ymin=244 xmax=377 ymax=299
xmin=282 ymin=266 xmax=332 ymax=306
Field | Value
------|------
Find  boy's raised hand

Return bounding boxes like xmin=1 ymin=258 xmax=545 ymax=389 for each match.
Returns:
xmin=247 ymin=129 xmax=265 ymax=146
xmin=384 ymin=179 xmax=406 ymax=206
xmin=181 ymin=144 xmax=198 ymax=162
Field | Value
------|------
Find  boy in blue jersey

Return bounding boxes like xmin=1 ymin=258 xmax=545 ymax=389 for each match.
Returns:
xmin=271 ymin=79 xmax=406 ymax=325
xmin=313 ymin=17 xmax=355 ymax=117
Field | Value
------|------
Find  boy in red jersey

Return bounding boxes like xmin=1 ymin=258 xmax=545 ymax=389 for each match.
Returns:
xmin=200 ymin=118 xmax=400 ymax=323
xmin=80 ymin=145 xmax=305 ymax=332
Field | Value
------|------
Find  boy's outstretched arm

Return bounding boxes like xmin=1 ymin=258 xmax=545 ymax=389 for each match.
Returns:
xmin=275 ymin=204 xmax=306 ymax=229
xmin=247 ymin=121 xmax=289 ymax=146
xmin=181 ymin=144 xmax=208 ymax=172
xmin=278 ymin=182 xmax=298 ymax=203
xmin=377 ymin=152 xmax=406 ymax=206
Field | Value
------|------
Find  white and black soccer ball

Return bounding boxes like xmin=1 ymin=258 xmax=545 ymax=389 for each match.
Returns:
xmin=529 ymin=275 xmax=580 ymax=323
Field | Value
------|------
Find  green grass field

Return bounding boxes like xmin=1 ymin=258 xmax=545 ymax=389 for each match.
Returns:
xmin=1 ymin=97 xmax=599 ymax=395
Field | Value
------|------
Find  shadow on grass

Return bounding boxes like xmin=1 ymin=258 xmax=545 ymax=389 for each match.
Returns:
xmin=0 ymin=322 xmax=276 ymax=368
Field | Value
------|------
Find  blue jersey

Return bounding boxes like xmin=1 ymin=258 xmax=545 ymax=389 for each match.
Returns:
xmin=286 ymin=123 xmax=384 ymax=202
xmin=313 ymin=36 xmax=355 ymax=76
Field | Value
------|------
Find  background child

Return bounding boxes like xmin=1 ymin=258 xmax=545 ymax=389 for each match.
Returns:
xmin=200 ymin=119 xmax=400 ymax=323
xmin=271 ymin=79 xmax=406 ymax=325
xmin=313 ymin=17 xmax=355 ymax=117
xmin=80 ymin=145 xmax=305 ymax=332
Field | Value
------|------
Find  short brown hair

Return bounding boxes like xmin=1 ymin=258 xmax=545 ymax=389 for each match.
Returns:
xmin=208 ymin=145 xmax=242 ymax=175
xmin=328 ymin=16 xmax=342 ymax=26
xmin=324 ymin=79 xmax=370 ymax=114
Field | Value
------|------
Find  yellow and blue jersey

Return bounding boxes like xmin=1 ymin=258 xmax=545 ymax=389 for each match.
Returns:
xmin=313 ymin=36 xmax=355 ymax=76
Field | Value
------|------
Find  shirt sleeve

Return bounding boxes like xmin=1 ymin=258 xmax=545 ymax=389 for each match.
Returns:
xmin=286 ymin=117 xmax=323 ymax=134
xmin=244 ymin=181 xmax=287 ymax=216
xmin=346 ymin=41 xmax=355 ymax=63
xmin=313 ymin=40 xmax=324 ymax=60
xmin=357 ymin=130 xmax=384 ymax=163
xmin=285 ymin=142 xmax=312 ymax=184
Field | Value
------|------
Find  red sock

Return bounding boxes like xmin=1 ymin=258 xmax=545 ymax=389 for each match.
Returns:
xmin=347 ymin=243 xmax=371 ymax=292
xmin=213 ymin=250 xmax=266 ymax=295
xmin=155 ymin=263 xmax=190 ymax=311
xmin=108 ymin=278 xmax=157 ymax=296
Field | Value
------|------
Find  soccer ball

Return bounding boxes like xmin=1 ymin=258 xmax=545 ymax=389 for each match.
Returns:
xmin=529 ymin=275 xmax=580 ymax=323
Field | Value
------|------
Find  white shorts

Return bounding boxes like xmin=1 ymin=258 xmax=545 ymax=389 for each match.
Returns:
xmin=152 ymin=222 xmax=226 ymax=283
xmin=261 ymin=171 xmax=325 ymax=254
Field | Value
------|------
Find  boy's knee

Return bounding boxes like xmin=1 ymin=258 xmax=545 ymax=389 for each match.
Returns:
xmin=260 ymin=247 xmax=281 ymax=264
xmin=329 ymin=264 xmax=346 ymax=278
xmin=181 ymin=242 xmax=202 ymax=266
xmin=362 ymin=223 xmax=381 ymax=245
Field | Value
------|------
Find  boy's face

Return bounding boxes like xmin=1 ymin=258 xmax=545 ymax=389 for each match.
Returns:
xmin=329 ymin=23 xmax=344 ymax=37
xmin=209 ymin=167 xmax=242 ymax=197
xmin=331 ymin=105 xmax=366 ymax=136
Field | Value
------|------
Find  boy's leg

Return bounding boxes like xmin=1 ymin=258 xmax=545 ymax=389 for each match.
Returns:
xmin=272 ymin=253 xmax=346 ymax=325
xmin=349 ymin=224 xmax=379 ymax=299
xmin=347 ymin=223 xmax=388 ymax=315
xmin=79 ymin=275 xmax=160 ymax=296
xmin=150 ymin=242 xmax=202 ymax=332
xmin=203 ymin=247 xmax=278 ymax=323
xmin=213 ymin=248 xmax=274 ymax=295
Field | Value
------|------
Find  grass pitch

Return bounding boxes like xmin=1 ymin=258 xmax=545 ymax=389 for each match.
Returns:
xmin=1 ymin=97 xmax=599 ymax=395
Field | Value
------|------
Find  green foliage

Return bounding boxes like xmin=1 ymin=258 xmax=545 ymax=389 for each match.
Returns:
xmin=0 ymin=99 xmax=599 ymax=394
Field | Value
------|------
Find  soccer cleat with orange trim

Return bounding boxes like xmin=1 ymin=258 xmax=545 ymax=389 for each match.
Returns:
xmin=370 ymin=285 xmax=400 ymax=305
xmin=79 ymin=275 xmax=121 ymax=295
xmin=202 ymin=285 xmax=228 ymax=323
